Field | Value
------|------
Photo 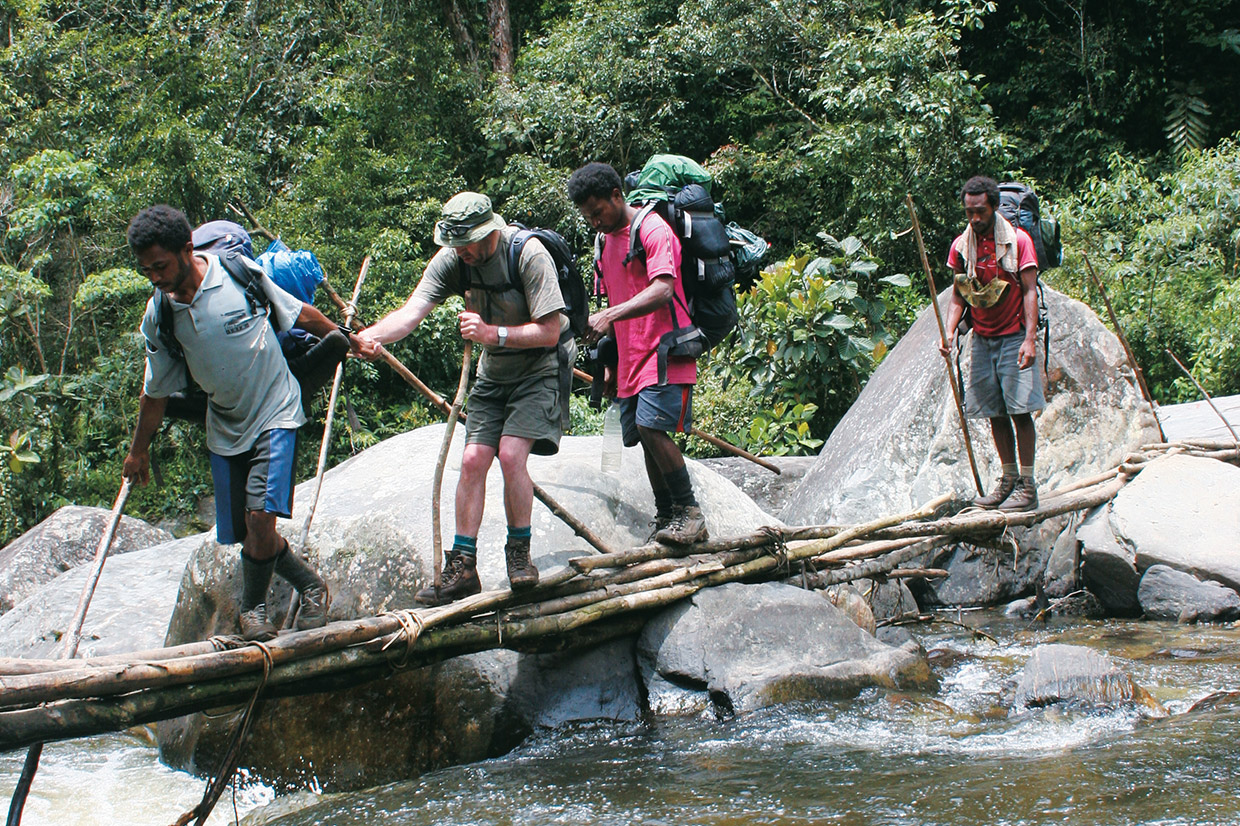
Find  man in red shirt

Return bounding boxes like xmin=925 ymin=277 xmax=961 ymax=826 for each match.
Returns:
xmin=942 ymin=176 xmax=1044 ymax=511
xmin=568 ymin=162 xmax=709 ymax=545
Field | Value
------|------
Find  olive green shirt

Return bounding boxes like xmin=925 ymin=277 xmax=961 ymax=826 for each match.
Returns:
xmin=412 ymin=227 xmax=572 ymax=383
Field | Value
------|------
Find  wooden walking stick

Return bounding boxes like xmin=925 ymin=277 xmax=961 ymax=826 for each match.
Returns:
xmin=1083 ymin=254 xmax=1166 ymax=442
xmin=905 ymin=194 xmax=985 ymax=496
xmin=431 ymin=342 xmax=473 ymax=592
xmin=1166 ymin=348 xmax=1240 ymax=447
xmin=568 ymin=366 xmax=781 ymax=474
xmin=283 ymin=256 xmax=371 ymax=630
xmin=6 ymin=478 xmax=132 ymax=826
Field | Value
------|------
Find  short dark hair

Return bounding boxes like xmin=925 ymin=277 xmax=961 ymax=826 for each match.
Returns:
xmin=960 ymin=176 xmax=1000 ymax=208
xmin=567 ymin=162 xmax=623 ymax=205
xmin=127 ymin=205 xmax=192 ymax=254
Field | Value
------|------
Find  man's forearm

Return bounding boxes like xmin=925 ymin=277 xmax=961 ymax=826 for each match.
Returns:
xmin=364 ymin=296 xmax=436 ymax=345
xmin=129 ymin=393 xmax=167 ymax=455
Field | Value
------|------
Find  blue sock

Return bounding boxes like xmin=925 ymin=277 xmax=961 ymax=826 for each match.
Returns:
xmin=453 ymin=534 xmax=478 ymax=559
xmin=507 ymin=525 xmax=531 ymax=542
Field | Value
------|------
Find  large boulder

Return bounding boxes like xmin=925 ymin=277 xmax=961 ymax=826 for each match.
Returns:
xmin=1078 ymin=504 xmax=1142 ymax=615
xmin=160 ymin=427 xmax=774 ymax=789
xmin=1137 ymin=564 xmax=1240 ymax=623
xmin=0 ymin=505 xmax=173 ymax=614
xmin=781 ymin=287 xmax=1159 ymax=605
xmin=0 ymin=535 xmax=202 ymax=659
xmin=1110 ymin=454 xmax=1240 ymax=591
xmin=637 ymin=582 xmax=934 ymax=716
xmin=1014 ymin=643 xmax=1164 ymax=716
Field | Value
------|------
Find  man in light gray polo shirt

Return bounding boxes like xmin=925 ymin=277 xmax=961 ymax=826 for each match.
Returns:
xmin=122 ymin=205 xmax=351 ymax=640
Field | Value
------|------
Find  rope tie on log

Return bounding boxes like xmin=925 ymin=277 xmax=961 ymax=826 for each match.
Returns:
xmin=758 ymin=525 xmax=789 ymax=570
xmin=379 ymin=610 xmax=427 ymax=668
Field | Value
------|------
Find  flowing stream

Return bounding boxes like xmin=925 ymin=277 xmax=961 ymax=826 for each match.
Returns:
xmin=3 ymin=612 xmax=1239 ymax=825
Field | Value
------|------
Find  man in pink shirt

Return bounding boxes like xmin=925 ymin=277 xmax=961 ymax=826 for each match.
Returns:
xmin=941 ymin=175 xmax=1044 ymax=511
xmin=568 ymin=162 xmax=708 ymax=545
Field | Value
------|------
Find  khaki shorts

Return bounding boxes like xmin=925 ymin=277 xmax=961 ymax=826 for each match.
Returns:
xmin=465 ymin=373 xmax=563 ymax=456
xmin=966 ymin=331 xmax=1046 ymax=418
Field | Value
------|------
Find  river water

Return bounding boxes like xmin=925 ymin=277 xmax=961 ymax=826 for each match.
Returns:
xmin=3 ymin=612 xmax=1239 ymax=825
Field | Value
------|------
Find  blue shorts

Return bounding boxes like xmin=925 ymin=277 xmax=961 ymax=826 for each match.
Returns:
xmin=209 ymin=428 xmax=298 ymax=545
xmin=966 ymin=331 xmax=1046 ymax=418
xmin=618 ymin=384 xmax=694 ymax=447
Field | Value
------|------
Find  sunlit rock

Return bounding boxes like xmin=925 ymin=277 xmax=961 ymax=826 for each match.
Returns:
xmin=637 ymin=582 xmax=935 ymax=715
xmin=0 ymin=505 xmax=173 ymax=614
xmin=0 ymin=535 xmax=201 ymax=658
xmin=159 ymin=426 xmax=772 ymax=790
xmin=781 ymin=287 xmax=1159 ymax=607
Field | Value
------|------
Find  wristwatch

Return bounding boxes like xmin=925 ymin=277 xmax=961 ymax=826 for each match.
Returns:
xmin=496 ymin=326 xmax=509 ymax=348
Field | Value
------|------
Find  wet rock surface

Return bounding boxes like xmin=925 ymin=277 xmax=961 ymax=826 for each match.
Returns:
xmin=1015 ymin=643 xmax=1165 ymax=715
xmin=637 ymin=582 xmax=934 ymax=715
xmin=1137 ymin=564 xmax=1240 ymax=623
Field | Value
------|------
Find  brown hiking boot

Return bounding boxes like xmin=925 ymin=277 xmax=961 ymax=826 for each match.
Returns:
xmin=415 ymin=553 xmax=481 ymax=606
xmin=655 ymin=504 xmax=709 ymax=545
xmin=295 ymin=582 xmax=331 ymax=630
xmin=999 ymin=477 xmax=1039 ymax=512
xmin=645 ymin=511 xmax=674 ymax=544
xmin=505 ymin=538 xmax=539 ymax=591
xmin=238 ymin=603 xmax=278 ymax=641
xmin=973 ymin=475 xmax=1018 ymax=509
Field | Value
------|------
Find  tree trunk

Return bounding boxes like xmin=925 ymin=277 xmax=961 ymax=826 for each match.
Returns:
xmin=487 ymin=0 xmax=514 ymax=78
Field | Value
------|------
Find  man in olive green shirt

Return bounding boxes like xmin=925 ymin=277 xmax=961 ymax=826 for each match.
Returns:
xmin=357 ymin=192 xmax=573 ymax=604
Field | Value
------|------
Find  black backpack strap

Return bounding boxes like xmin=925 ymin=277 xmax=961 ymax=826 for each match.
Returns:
xmin=215 ymin=250 xmax=278 ymax=331
xmin=624 ymin=203 xmax=658 ymax=266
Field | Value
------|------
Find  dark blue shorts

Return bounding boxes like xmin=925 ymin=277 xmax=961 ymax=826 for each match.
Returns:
xmin=618 ymin=384 xmax=694 ymax=447
xmin=208 ymin=428 xmax=298 ymax=545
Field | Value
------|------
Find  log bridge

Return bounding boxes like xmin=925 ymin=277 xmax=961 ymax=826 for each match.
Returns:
xmin=0 ymin=440 xmax=1232 ymax=755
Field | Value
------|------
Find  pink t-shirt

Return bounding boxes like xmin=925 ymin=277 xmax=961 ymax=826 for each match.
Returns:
xmin=599 ymin=212 xmax=698 ymax=397
xmin=947 ymin=227 xmax=1039 ymax=337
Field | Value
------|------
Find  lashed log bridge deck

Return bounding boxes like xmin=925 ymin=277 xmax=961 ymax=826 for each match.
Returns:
xmin=0 ymin=440 xmax=1232 ymax=753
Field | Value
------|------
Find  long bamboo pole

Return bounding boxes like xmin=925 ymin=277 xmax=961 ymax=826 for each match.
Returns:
xmin=1082 ymin=255 xmax=1165 ymax=442
xmin=6 ymin=479 xmax=131 ymax=826
xmin=432 ymin=342 xmax=472 ymax=591
xmin=1166 ymin=349 xmax=1240 ymax=448
xmin=284 ymin=256 xmax=370 ymax=630
xmin=568 ymin=366 xmax=781 ymax=474
xmin=905 ymin=194 xmax=984 ymax=496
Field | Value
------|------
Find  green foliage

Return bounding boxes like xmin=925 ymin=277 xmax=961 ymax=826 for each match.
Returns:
xmin=1048 ymin=136 xmax=1240 ymax=403
xmin=707 ymin=235 xmax=909 ymax=446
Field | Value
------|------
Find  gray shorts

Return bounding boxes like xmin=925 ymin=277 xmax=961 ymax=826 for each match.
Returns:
xmin=465 ymin=373 xmax=563 ymax=456
xmin=966 ymin=331 xmax=1045 ymax=419
xmin=618 ymin=384 xmax=694 ymax=447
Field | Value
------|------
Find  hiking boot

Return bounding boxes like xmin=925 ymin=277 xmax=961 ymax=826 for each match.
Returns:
xmin=238 ymin=603 xmax=278 ymax=641
xmin=295 ymin=582 xmax=331 ymax=630
xmin=998 ymin=477 xmax=1039 ymax=512
xmin=973 ymin=475 xmax=1018 ymax=509
xmin=644 ymin=511 xmax=674 ymax=544
xmin=505 ymin=538 xmax=539 ymax=591
xmin=655 ymin=504 xmax=709 ymax=545
xmin=414 ymin=553 xmax=481 ymax=607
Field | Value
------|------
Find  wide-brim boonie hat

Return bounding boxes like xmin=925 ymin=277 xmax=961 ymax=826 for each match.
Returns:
xmin=434 ymin=191 xmax=507 ymax=247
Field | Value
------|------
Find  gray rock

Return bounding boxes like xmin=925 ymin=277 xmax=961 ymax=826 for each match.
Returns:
xmin=0 ymin=505 xmax=173 ymax=614
xmin=0 ymin=535 xmax=201 ymax=659
xmin=637 ymin=582 xmax=934 ymax=715
xmin=1043 ymin=520 xmax=1080 ymax=598
xmin=1158 ymin=394 xmax=1240 ymax=442
xmin=1077 ymin=505 xmax=1141 ymax=616
xmin=780 ymin=287 xmax=1159 ymax=605
xmin=160 ymin=428 xmax=773 ymax=788
xmin=1014 ymin=643 xmax=1165 ymax=715
xmin=698 ymin=455 xmax=814 ymax=517
xmin=824 ymin=577 xmax=919 ymax=624
xmin=1137 ymin=564 xmax=1240 ymax=623
xmin=1110 ymin=454 xmax=1240 ymax=592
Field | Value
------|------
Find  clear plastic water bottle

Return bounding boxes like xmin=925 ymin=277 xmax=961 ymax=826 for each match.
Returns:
xmin=601 ymin=402 xmax=623 ymax=473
